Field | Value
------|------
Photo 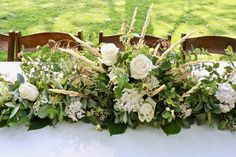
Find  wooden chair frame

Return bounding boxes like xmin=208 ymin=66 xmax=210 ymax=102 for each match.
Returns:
xmin=0 ymin=32 xmax=15 ymax=61
xmin=181 ymin=33 xmax=236 ymax=55
xmin=99 ymin=31 xmax=172 ymax=52
xmin=15 ymin=31 xmax=83 ymax=61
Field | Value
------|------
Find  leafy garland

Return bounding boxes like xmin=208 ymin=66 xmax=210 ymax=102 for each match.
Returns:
xmin=1 ymin=5 xmax=236 ymax=135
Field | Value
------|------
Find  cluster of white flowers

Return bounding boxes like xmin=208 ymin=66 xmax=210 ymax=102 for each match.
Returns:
xmin=143 ymin=75 xmax=160 ymax=94
xmin=114 ymin=88 xmax=144 ymax=113
xmin=215 ymin=83 xmax=236 ymax=113
xmin=65 ymin=97 xmax=85 ymax=121
xmin=179 ymin=104 xmax=192 ymax=119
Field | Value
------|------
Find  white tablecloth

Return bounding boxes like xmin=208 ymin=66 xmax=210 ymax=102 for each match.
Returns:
xmin=0 ymin=62 xmax=236 ymax=157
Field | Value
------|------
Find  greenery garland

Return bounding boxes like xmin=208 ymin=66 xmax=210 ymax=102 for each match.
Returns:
xmin=1 ymin=5 xmax=236 ymax=135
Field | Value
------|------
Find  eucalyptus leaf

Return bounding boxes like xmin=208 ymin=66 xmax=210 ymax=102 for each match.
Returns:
xmin=107 ymin=122 xmax=127 ymax=136
xmin=161 ymin=120 xmax=181 ymax=135
xmin=9 ymin=105 xmax=20 ymax=119
xmin=17 ymin=73 xmax=25 ymax=83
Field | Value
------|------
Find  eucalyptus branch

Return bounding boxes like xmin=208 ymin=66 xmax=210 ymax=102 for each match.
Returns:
xmin=126 ymin=7 xmax=138 ymax=44
xmin=138 ymin=4 xmax=153 ymax=46
xmin=150 ymin=84 xmax=166 ymax=97
xmin=166 ymin=60 xmax=217 ymax=75
xmin=155 ymin=31 xmax=195 ymax=66
xmin=49 ymin=89 xmax=87 ymax=97
xmin=69 ymin=34 xmax=101 ymax=57
xmin=59 ymin=48 xmax=105 ymax=73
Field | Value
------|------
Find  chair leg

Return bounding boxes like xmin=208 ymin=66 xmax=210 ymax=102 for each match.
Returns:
xmin=99 ymin=31 xmax=104 ymax=45
xmin=15 ymin=31 xmax=22 ymax=61
xmin=7 ymin=31 xmax=15 ymax=61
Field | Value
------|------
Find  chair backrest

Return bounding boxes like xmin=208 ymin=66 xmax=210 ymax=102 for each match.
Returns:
xmin=99 ymin=31 xmax=172 ymax=52
xmin=15 ymin=31 xmax=83 ymax=61
xmin=181 ymin=33 xmax=236 ymax=54
xmin=0 ymin=32 xmax=15 ymax=61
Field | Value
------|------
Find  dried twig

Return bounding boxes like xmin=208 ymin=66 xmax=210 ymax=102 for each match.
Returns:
xmin=182 ymin=80 xmax=201 ymax=98
xmin=69 ymin=34 xmax=101 ymax=57
xmin=59 ymin=48 xmax=105 ymax=73
xmin=155 ymin=31 xmax=195 ymax=66
xmin=228 ymin=67 xmax=236 ymax=82
xmin=138 ymin=4 xmax=153 ymax=46
xmin=154 ymin=44 xmax=161 ymax=56
xmin=120 ymin=21 xmax=128 ymax=34
xmin=150 ymin=84 xmax=166 ymax=97
xmin=126 ymin=7 xmax=138 ymax=44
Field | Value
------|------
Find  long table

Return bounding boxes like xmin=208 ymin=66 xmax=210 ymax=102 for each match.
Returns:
xmin=0 ymin=62 xmax=236 ymax=157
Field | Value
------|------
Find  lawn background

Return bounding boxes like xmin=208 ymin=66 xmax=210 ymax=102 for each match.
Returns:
xmin=1 ymin=0 xmax=236 ymax=60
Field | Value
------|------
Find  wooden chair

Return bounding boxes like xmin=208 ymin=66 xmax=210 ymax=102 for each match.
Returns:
xmin=99 ymin=31 xmax=172 ymax=52
xmin=181 ymin=33 xmax=236 ymax=55
xmin=15 ymin=31 xmax=83 ymax=61
xmin=0 ymin=32 xmax=15 ymax=61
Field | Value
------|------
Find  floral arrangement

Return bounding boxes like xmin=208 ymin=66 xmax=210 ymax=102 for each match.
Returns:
xmin=1 ymin=5 xmax=236 ymax=135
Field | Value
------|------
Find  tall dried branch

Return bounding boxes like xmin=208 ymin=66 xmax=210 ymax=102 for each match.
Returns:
xmin=59 ymin=48 xmax=105 ymax=73
xmin=138 ymin=4 xmax=153 ymax=46
xmin=126 ymin=7 xmax=138 ymax=44
xmin=69 ymin=34 xmax=101 ymax=57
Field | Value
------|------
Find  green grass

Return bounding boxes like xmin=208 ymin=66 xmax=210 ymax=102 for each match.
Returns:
xmin=1 ymin=0 xmax=236 ymax=60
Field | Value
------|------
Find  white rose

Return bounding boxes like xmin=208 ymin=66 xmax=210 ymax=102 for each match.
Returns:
xmin=19 ymin=82 xmax=39 ymax=101
xmin=138 ymin=97 xmax=156 ymax=123
xmin=130 ymin=54 xmax=154 ymax=79
xmin=100 ymin=43 xmax=119 ymax=66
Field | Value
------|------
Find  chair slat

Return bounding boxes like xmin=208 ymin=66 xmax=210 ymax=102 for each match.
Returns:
xmin=99 ymin=31 xmax=171 ymax=52
xmin=0 ymin=32 xmax=15 ymax=61
xmin=16 ymin=31 xmax=83 ymax=61
xmin=181 ymin=33 xmax=236 ymax=54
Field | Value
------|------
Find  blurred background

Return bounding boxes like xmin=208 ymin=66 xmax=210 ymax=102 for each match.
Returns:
xmin=1 ymin=0 xmax=236 ymax=42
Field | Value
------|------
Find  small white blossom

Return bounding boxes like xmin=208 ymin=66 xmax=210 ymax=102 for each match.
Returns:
xmin=143 ymin=75 xmax=160 ymax=94
xmin=65 ymin=97 xmax=85 ymax=121
xmin=179 ymin=104 xmax=192 ymax=119
xmin=215 ymin=83 xmax=236 ymax=113
xmin=114 ymin=88 xmax=144 ymax=113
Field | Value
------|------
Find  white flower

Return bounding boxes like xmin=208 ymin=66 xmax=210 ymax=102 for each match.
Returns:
xmin=179 ymin=104 xmax=192 ymax=119
xmin=100 ymin=43 xmax=119 ymax=66
xmin=19 ymin=82 xmax=39 ymax=101
xmin=114 ymin=88 xmax=144 ymax=113
xmin=143 ymin=75 xmax=160 ymax=94
xmin=138 ymin=97 xmax=156 ymax=123
xmin=219 ymin=103 xmax=235 ymax=113
xmin=215 ymin=83 xmax=236 ymax=113
xmin=65 ymin=97 xmax=85 ymax=121
xmin=130 ymin=54 xmax=154 ymax=79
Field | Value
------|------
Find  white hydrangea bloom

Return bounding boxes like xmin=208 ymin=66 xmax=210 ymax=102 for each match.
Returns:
xmin=65 ymin=97 xmax=85 ymax=121
xmin=215 ymin=83 xmax=236 ymax=113
xmin=219 ymin=103 xmax=234 ymax=113
xmin=114 ymin=88 xmax=144 ymax=113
